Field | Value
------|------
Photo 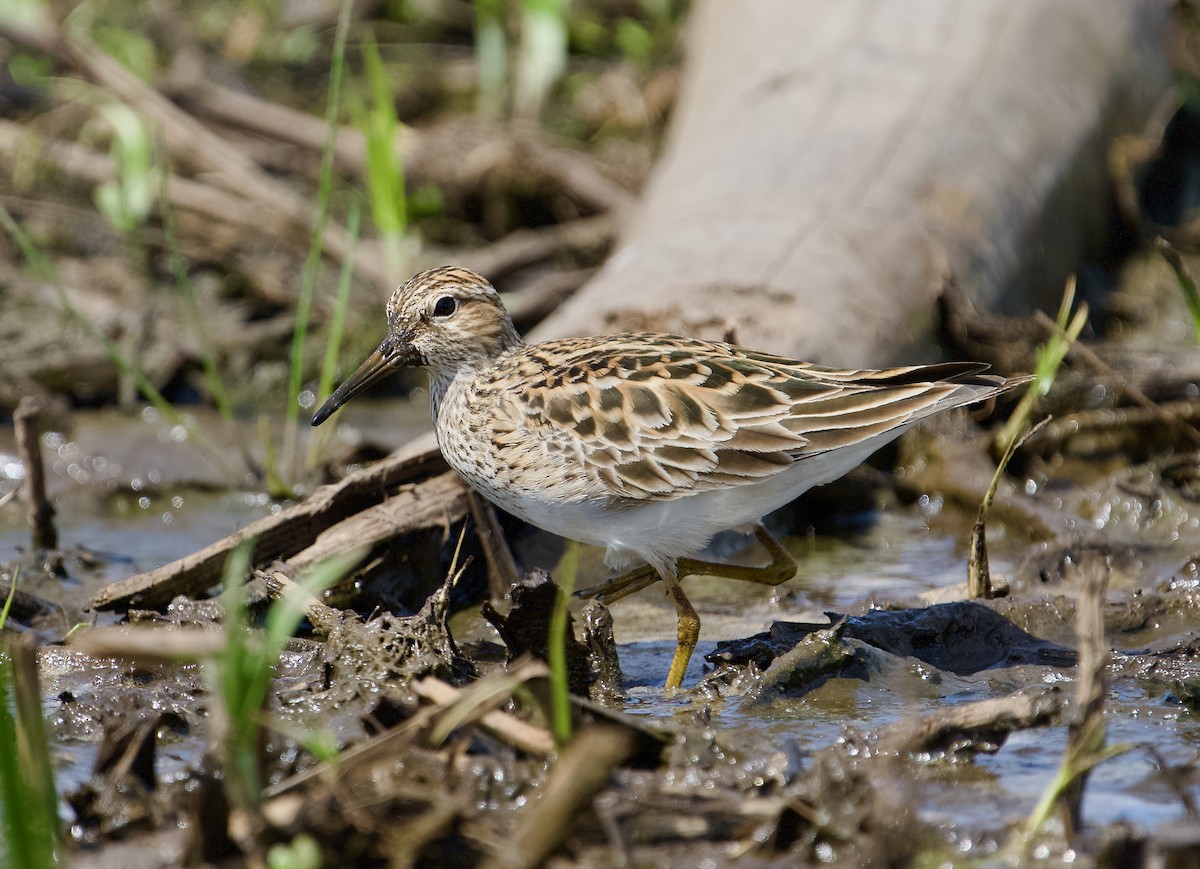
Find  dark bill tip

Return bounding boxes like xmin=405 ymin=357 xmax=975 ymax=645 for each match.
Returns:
xmin=310 ymin=342 xmax=410 ymax=427
xmin=310 ymin=401 xmax=338 ymax=427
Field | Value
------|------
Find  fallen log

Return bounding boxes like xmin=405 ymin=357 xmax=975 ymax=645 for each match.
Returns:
xmin=535 ymin=0 xmax=1173 ymax=366
xmin=89 ymin=433 xmax=448 ymax=610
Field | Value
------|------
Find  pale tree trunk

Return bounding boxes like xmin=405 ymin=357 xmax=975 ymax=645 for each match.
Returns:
xmin=533 ymin=0 xmax=1172 ymax=366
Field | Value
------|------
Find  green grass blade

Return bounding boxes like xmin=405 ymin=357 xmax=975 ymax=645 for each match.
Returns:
xmin=283 ymin=0 xmax=354 ymax=479
xmin=358 ymin=33 xmax=406 ymax=282
xmin=0 ymin=652 xmax=35 ymax=869
xmin=214 ymin=538 xmax=260 ymax=810
xmin=548 ymin=539 xmax=580 ymax=746
xmin=1158 ymin=238 xmax=1200 ymax=348
xmin=306 ymin=203 xmax=360 ymax=470
xmin=0 ymin=568 xmax=17 ymax=632
xmin=994 ymin=276 xmax=1087 ymax=455
xmin=213 ymin=540 xmax=362 ymax=812
xmin=0 ymin=641 xmax=58 ymax=869
xmin=514 ymin=0 xmax=569 ymax=121
xmin=475 ymin=0 xmax=508 ymax=119
xmin=263 ymin=551 xmax=365 ymax=656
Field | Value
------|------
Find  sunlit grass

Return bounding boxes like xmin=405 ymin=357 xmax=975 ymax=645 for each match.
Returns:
xmin=306 ymin=203 xmax=361 ymax=471
xmin=356 ymin=34 xmax=407 ymax=285
xmin=548 ymin=539 xmax=580 ymax=746
xmin=281 ymin=0 xmax=354 ymax=487
xmin=0 ymin=568 xmax=17 ymax=631
xmin=0 ymin=638 xmax=59 ymax=869
xmin=514 ymin=0 xmax=569 ymax=121
xmin=91 ymin=102 xmax=158 ymax=234
xmin=211 ymin=539 xmax=362 ymax=812
xmin=993 ymin=276 xmax=1088 ymax=457
xmin=475 ymin=0 xmax=508 ymax=119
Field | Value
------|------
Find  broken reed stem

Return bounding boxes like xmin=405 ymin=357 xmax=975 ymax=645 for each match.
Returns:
xmin=1061 ymin=558 xmax=1111 ymax=836
xmin=967 ymin=417 xmax=1047 ymax=599
xmin=465 ymin=489 xmax=521 ymax=601
xmin=1033 ymin=307 xmax=1200 ymax=450
xmin=1020 ymin=558 xmax=1114 ymax=848
xmin=14 ymin=398 xmax=56 ymax=551
xmin=486 ymin=726 xmax=632 ymax=869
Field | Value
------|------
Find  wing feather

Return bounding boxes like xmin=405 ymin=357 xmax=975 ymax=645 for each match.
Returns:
xmin=498 ymin=333 xmax=1012 ymax=503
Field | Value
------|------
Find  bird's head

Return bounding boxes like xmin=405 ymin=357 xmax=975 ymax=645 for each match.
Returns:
xmin=311 ymin=266 xmax=519 ymax=426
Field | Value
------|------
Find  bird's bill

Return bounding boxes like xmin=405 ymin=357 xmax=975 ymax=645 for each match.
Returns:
xmin=310 ymin=338 xmax=417 ymax=426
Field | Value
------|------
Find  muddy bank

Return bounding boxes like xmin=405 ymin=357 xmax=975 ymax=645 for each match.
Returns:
xmin=3 ymin=0 xmax=1200 ymax=866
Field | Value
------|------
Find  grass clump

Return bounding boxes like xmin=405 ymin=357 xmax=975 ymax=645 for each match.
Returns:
xmin=210 ymin=539 xmax=362 ymax=814
xmin=547 ymin=539 xmax=580 ymax=746
xmin=355 ymin=34 xmax=408 ymax=284
xmin=1158 ymin=238 xmax=1200 ymax=348
xmin=993 ymin=276 xmax=1088 ymax=457
xmin=280 ymin=0 xmax=355 ymax=491
xmin=0 ymin=635 xmax=59 ymax=869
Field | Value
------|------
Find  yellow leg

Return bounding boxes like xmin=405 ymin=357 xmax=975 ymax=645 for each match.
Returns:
xmin=661 ymin=565 xmax=699 ymax=691
xmin=577 ymin=524 xmax=799 ymax=604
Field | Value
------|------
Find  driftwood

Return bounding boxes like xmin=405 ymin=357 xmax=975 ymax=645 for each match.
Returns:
xmin=534 ymin=0 xmax=1172 ymax=366
xmin=14 ymin=398 xmax=56 ymax=551
xmin=871 ymin=686 xmax=1063 ymax=758
xmin=88 ymin=434 xmax=449 ymax=610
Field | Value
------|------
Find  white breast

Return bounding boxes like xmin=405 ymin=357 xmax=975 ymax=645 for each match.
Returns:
xmin=455 ymin=428 xmax=905 ymax=574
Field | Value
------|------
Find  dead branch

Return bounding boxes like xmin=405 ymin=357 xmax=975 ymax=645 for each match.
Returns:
xmin=1022 ymin=398 xmax=1200 ymax=457
xmin=287 ymin=470 xmax=469 ymax=572
xmin=14 ymin=397 xmax=56 ymax=551
xmin=465 ymin=489 xmax=521 ymax=600
xmin=0 ymin=20 xmax=388 ymax=288
xmin=486 ymin=726 xmax=633 ymax=869
xmin=413 ymin=675 xmax=557 ymax=758
xmin=1036 ymin=306 xmax=1200 ymax=449
xmin=459 ymin=214 xmax=616 ymax=279
xmin=88 ymin=433 xmax=444 ymax=610
xmin=503 ymin=267 xmax=595 ymax=327
xmin=164 ymin=78 xmax=379 ymax=178
xmin=169 ymin=79 xmax=634 ymax=217
xmin=1061 ymin=557 xmax=1112 ymax=837
xmin=0 ymin=120 xmax=303 ymax=254
xmin=873 ymin=686 xmax=1064 ymax=758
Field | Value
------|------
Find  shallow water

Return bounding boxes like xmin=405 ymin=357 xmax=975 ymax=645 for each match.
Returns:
xmin=3 ymin=404 xmax=1200 ymax=860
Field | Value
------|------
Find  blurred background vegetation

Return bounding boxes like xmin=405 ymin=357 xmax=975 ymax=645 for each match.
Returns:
xmin=0 ymin=0 xmax=687 ymax=489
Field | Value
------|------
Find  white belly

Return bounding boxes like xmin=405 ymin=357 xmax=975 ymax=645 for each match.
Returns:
xmin=464 ymin=433 xmax=896 ymax=572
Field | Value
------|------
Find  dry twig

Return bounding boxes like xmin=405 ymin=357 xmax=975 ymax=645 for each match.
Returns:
xmin=14 ymin=398 xmax=56 ymax=551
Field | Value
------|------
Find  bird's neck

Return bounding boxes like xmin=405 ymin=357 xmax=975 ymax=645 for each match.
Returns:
xmin=426 ymin=338 xmax=522 ymax=424
xmin=426 ymin=366 xmax=460 ymax=416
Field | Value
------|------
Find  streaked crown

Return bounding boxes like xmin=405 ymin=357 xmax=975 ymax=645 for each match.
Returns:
xmin=385 ymin=266 xmax=521 ymax=370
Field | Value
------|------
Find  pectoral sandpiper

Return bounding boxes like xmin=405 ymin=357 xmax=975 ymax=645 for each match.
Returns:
xmin=312 ymin=266 xmax=1027 ymax=690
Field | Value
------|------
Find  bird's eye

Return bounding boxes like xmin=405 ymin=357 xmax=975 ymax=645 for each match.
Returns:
xmin=431 ymin=295 xmax=458 ymax=318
